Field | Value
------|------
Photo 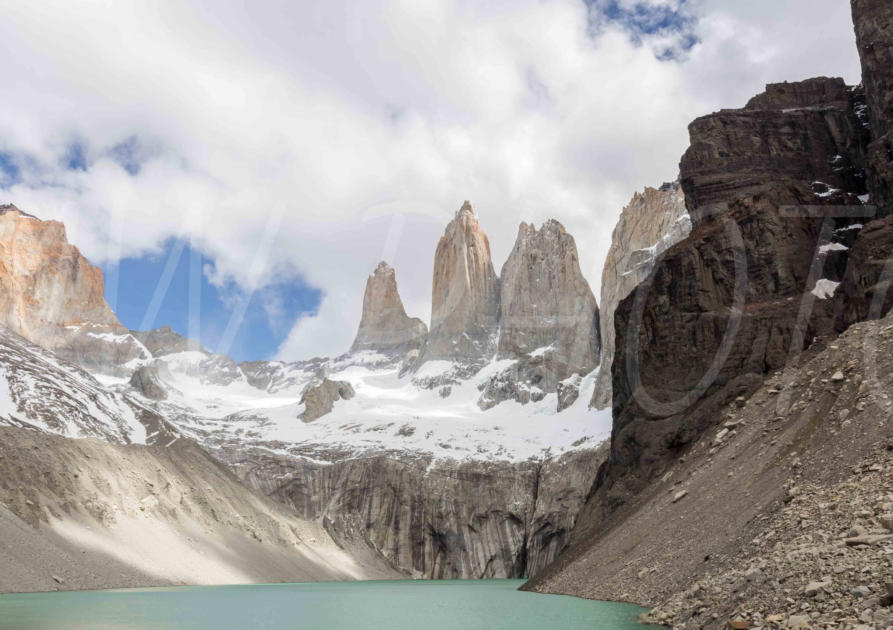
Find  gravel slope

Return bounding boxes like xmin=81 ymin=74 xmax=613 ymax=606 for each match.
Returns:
xmin=0 ymin=427 xmax=399 ymax=594
xmin=526 ymin=312 xmax=893 ymax=629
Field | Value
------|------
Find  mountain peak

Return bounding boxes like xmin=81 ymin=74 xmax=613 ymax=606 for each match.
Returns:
xmin=350 ymin=261 xmax=427 ymax=357
xmin=456 ymin=200 xmax=475 ymax=218
xmin=422 ymin=201 xmax=500 ymax=364
xmin=0 ymin=204 xmax=40 ymax=220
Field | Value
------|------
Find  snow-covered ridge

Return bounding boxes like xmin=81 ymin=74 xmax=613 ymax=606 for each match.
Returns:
xmin=143 ymin=350 xmax=611 ymax=463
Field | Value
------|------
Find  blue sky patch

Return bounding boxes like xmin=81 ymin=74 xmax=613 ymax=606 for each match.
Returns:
xmin=585 ymin=0 xmax=699 ymax=59
xmin=103 ymin=238 xmax=322 ymax=362
xmin=0 ymin=152 xmax=20 ymax=186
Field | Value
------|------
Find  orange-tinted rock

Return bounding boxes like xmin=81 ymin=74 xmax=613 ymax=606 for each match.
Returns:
xmin=422 ymin=201 xmax=500 ymax=363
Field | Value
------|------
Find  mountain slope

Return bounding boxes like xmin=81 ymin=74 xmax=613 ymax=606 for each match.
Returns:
xmin=527 ymin=310 xmax=893 ymax=628
xmin=0 ymin=426 xmax=399 ymax=593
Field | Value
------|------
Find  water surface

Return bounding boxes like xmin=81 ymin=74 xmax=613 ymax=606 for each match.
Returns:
xmin=0 ymin=579 xmax=645 ymax=630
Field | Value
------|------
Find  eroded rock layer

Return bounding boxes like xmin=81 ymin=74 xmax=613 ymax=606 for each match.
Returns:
xmin=228 ymin=447 xmax=605 ymax=580
xmin=852 ymin=0 xmax=893 ymax=215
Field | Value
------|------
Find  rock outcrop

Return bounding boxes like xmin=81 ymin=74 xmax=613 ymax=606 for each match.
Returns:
xmin=498 ymin=219 xmax=599 ymax=380
xmin=130 ymin=325 xmax=204 ymax=356
xmin=350 ymin=262 xmax=427 ymax=357
xmin=530 ymin=1 xmax=893 ymax=616
xmin=421 ymin=201 xmax=500 ymax=364
xmin=0 ymin=205 xmax=148 ymax=373
xmin=129 ymin=364 xmax=168 ymax=400
xmin=600 ymin=75 xmax=871 ymax=508
xmin=852 ymin=0 xmax=893 ymax=216
xmin=228 ymin=446 xmax=605 ymax=580
xmin=299 ymin=378 xmax=355 ymax=422
xmin=591 ymin=183 xmax=690 ymax=409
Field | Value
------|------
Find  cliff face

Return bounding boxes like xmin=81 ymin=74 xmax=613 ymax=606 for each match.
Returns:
xmin=228 ymin=446 xmax=605 ymax=580
xmin=422 ymin=202 xmax=500 ymax=364
xmin=0 ymin=206 xmax=148 ymax=373
xmin=591 ymin=184 xmax=690 ymax=409
xmin=681 ymin=77 xmax=869 ymax=209
xmin=600 ymin=75 xmax=871 ymax=505
xmin=350 ymin=261 xmax=427 ymax=357
xmin=498 ymin=220 xmax=599 ymax=380
xmin=529 ymin=0 xmax=893 ymax=606
xmin=852 ymin=0 xmax=893 ymax=216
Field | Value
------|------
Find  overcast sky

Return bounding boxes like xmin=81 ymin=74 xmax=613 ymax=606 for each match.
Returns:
xmin=0 ymin=0 xmax=861 ymax=360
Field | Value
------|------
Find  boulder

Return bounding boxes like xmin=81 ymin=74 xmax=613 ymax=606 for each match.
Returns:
xmin=299 ymin=378 xmax=355 ymax=423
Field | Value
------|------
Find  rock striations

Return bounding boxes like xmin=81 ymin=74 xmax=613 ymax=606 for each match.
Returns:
xmin=350 ymin=261 xmax=427 ymax=358
xmin=498 ymin=219 xmax=599 ymax=379
xmin=591 ymin=183 xmax=690 ymax=410
xmin=528 ymin=0 xmax=893 ymax=622
xmin=423 ymin=201 xmax=500 ymax=364
xmin=0 ymin=206 xmax=147 ymax=372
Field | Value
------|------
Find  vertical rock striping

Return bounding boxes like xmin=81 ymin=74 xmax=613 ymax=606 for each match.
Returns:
xmin=422 ymin=201 xmax=500 ymax=364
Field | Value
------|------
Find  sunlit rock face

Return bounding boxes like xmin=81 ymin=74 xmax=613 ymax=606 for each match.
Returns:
xmin=0 ymin=205 xmax=148 ymax=373
xmin=591 ymin=184 xmax=690 ymax=410
xmin=350 ymin=261 xmax=427 ymax=357
xmin=422 ymin=201 xmax=500 ymax=364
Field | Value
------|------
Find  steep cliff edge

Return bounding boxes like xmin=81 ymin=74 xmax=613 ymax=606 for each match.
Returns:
xmin=225 ymin=445 xmax=606 ymax=580
xmin=600 ymin=73 xmax=870 ymax=515
xmin=852 ymin=0 xmax=893 ymax=216
xmin=591 ymin=184 xmax=690 ymax=409
xmin=0 ymin=205 xmax=148 ymax=373
xmin=527 ymin=1 xmax=893 ymax=623
xmin=350 ymin=261 xmax=427 ymax=358
xmin=478 ymin=219 xmax=599 ymax=410
xmin=421 ymin=201 xmax=500 ymax=365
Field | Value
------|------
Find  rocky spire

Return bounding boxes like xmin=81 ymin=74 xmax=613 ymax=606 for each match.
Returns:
xmin=422 ymin=201 xmax=500 ymax=363
xmin=0 ymin=206 xmax=121 ymax=337
xmin=498 ymin=219 xmax=599 ymax=379
xmin=591 ymin=184 xmax=690 ymax=409
xmin=350 ymin=261 xmax=427 ymax=356
xmin=0 ymin=205 xmax=147 ymax=372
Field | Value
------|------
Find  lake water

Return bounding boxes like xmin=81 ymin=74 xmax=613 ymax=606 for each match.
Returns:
xmin=0 ymin=579 xmax=646 ymax=630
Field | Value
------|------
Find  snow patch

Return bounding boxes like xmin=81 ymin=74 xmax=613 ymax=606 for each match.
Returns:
xmin=811 ymin=279 xmax=841 ymax=300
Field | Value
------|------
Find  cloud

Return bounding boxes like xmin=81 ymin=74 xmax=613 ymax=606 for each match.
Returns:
xmin=0 ymin=0 xmax=861 ymax=359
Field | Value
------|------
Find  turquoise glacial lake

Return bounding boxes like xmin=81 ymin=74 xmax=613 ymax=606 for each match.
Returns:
xmin=0 ymin=579 xmax=646 ymax=629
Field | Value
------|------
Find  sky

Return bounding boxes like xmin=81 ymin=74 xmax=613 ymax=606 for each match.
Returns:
xmin=0 ymin=0 xmax=862 ymax=361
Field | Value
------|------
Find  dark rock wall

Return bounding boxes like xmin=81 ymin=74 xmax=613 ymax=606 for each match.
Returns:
xmin=227 ymin=447 xmax=604 ymax=580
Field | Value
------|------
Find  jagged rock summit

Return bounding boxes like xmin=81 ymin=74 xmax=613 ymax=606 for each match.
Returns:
xmin=0 ymin=205 xmax=147 ymax=372
xmin=350 ymin=261 xmax=427 ymax=357
xmin=591 ymin=183 xmax=690 ymax=409
xmin=499 ymin=218 xmax=599 ymax=378
xmin=0 ymin=205 xmax=121 ymax=337
xmin=422 ymin=201 xmax=500 ymax=363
